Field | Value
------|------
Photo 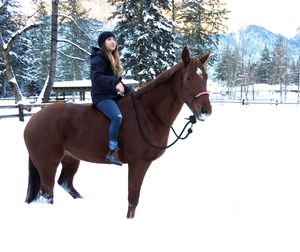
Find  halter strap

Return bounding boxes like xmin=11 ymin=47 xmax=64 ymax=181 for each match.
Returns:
xmin=194 ymin=91 xmax=209 ymax=98
xmin=179 ymin=66 xmax=209 ymax=103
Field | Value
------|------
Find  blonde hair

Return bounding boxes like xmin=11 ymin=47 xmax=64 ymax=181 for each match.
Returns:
xmin=102 ymin=45 xmax=123 ymax=78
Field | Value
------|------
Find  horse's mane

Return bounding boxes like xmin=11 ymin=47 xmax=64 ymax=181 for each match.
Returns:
xmin=136 ymin=61 xmax=184 ymax=98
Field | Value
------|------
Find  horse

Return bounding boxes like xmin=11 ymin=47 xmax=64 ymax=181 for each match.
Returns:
xmin=24 ymin=46 xmax=212 ymax=218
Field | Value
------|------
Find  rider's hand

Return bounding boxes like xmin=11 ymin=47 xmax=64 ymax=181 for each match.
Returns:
xmin=116 ymin=82 xmax=125 ymax=94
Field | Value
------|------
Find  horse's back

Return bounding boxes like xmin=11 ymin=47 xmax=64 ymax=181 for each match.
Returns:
xmin=24 ymin=103 xmax=106 ymax=161
xmin=24 ymin=103 xmax=95 ymax=137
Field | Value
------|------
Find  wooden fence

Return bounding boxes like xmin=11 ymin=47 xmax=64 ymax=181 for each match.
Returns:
xmin=212 ymin=98 xmax=300 ymax=105
xmin=0 ymin=103 xmax=50 ymax=121
xmin=1 ymin=98 xmax=300 ymax=122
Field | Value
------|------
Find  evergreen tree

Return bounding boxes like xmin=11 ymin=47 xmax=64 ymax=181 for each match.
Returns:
xmin=297 ymin=55 xmax=300 ymax=85
xmin=177 ymin=0 xmax=229 ymax=62
xmin=271 ymin=37 xmax=289 ymax=101
xmin=214 ymin=45 xmax=243 ymax=98
xmin=24 ymin=0 xmax=101 ymax=97
xmin=289 ymin=60 xmax=299 ymax=85
xmin=296 ymin=56 xmax=300 ymax=101
xmin=214 ymin=46 xmax=240 ymax=86
xmin=256 ymin=46 xmax=272 ymax=84
xmin=23 ymin=1 xmax=51 ymax=96
xmin=271 ymin=37 xmax=288 ymax=84
xmin=57 ymin=0 xmax=92 ymax=82
xmin=108 ymin=0 xmax=177 ymax=83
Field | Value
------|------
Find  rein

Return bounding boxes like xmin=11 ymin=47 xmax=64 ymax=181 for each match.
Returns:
xmin=130 ymin=93 xmax=197 ymax=150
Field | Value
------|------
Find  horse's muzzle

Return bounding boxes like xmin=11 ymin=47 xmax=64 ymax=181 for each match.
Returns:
xmin=195 ymin=104 xmax=211 ymax=121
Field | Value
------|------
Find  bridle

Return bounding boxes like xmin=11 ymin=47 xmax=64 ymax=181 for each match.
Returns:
xmin=194 ymin=91 xmax=210 ymax=98
xmin=130 ymin=93 xmax=197 ymax=150
xmin=130 ymin=62 xmax=209 ymax=150
xmin=181 ymin=64 xmax=210 ymax=106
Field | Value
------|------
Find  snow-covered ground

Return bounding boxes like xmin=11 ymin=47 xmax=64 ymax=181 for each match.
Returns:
xmin=1 ymin=103 xmax=300 ymax=252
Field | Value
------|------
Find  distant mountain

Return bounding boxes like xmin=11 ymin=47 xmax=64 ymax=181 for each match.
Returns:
xmin=291 ymin=27 xmax=300 ymax=45
xmin=218 ymin=25 xmax=300 ymax=61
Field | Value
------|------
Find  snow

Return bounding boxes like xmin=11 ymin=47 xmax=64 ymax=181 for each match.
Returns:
xmin=53 ymin=79 xmax=91 ymax=88
xmin=53 ymin=79 xmax=139 ymax=88
xmin=1 ymin=103 xmax=300 ymax=252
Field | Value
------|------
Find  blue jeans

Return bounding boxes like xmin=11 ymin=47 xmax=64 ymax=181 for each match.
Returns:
xmin=95 ymin=99 xmax=122 ymax=150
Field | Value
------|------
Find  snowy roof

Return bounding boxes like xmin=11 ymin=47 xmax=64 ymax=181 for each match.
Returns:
xmin=53 ymin=80 xmax=91 ymax=88
xmin=53 ymin=79 xmax=139 ymax=88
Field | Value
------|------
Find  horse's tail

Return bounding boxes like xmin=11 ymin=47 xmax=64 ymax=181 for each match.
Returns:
xmin=25 ymin=158 xmax=41 ymax=203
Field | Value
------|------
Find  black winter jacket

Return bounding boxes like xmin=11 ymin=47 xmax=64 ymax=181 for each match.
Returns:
xmin=90 ymin=47 xmax=132 ymax=105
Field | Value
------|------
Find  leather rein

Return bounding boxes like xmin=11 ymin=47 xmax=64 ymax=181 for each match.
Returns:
xmin=130 ymin=62 xmax=209 ymax=149
xmin=130 ymin=92 xmax=202 ymax=150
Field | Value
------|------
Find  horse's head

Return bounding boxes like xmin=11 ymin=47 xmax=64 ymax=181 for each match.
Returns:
xmin=179 ymin=46 xmax=212 ymax=121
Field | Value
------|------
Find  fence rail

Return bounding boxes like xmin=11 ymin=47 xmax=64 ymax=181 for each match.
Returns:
xmin=1 ymin=98 xmax=300 ymax=122
xmin=211 ymin=98 xmax=300 ymax=105
xmin=0 ymin=103 xmax=51 ymax=121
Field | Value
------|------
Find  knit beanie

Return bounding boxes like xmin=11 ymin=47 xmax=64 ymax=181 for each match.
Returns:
xmin=98 ymin=31 xmax=116 ymax=48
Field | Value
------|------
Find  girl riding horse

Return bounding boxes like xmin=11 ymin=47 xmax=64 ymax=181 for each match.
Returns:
xmin=91 ymin=31 xmax=133 ymax=166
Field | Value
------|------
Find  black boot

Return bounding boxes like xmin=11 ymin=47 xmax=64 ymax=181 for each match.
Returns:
xmin=105 ymin=148 xmax=122 ymax=166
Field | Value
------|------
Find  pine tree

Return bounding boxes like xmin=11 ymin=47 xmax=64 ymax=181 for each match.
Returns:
xmin=256 ymin=46 xmax=272 ymax=84
xmin=289 ymin=60 xmax=299 ymax=85
xmin=214 ymin=46 xmax=240 ymax=86
xmin=23 ymin=1 xmax=51 ymax=96
xmin=57 ymin=0 xmax=92 ymax=82
xmin=108 ymin=0 xmax=177 ymax=83
xmin=296 ymin=55 xmax=300 ymax=102
xmin=271 ymin=37 xmax=289 ymax=101
xmin=177 ymin=0 xmax=229 ymax=61
xmin=214 ymin=46 xmax=243 ymax=98
xmin=271 ymin=37 xmax=289 ymax=84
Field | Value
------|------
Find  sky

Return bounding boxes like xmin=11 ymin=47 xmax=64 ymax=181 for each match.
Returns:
xmin=224 ymin=0 xmax=300 ymax=38
xmin=1 ymin=103 xmax=300 ymax=252
xmin=20 ymin=0 xmax=300 ymax=38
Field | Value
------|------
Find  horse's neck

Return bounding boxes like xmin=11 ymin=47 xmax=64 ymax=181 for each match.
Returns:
xmin=139 ymin=76 xmax=183 ymax=128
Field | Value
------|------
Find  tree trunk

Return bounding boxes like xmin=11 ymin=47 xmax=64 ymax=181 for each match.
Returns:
xmin=0 ymin=33 xmax=23 ymax=101
xmin=0 ymin=24 xmax=39 ymax=102
xmin=42 ymin=0 xmax=59 ymax=103
xmin=172 ymin=0 xmax=175 ymax=33
xmin=0 ymin=0 xmax=39 ymax=102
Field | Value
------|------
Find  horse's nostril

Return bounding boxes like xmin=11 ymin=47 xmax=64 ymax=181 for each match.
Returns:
xmin=200 ymin=106 xmax=207 ymax=114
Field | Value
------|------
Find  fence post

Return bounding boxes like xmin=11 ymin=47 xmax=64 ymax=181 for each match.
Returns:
xmin=18 ymin=104 xmax=24 ymax=122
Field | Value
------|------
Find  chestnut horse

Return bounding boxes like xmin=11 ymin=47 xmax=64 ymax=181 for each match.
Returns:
xmin=24 ymin=47 xmax=212 ymax=218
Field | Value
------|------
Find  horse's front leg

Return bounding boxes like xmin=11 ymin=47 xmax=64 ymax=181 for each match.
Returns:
xmin=127 ymin=160 xmax=152 ymax=219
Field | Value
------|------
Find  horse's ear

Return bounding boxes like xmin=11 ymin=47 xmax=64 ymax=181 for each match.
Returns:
xmin=182 ymin=46 xmax=190 ymax=64
xmin=199 ymin=51 xmax=211 ymax=65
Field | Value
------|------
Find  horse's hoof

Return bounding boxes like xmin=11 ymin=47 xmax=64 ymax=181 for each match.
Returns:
xmin=70 ymin=190 xmax=83 ymax=199
xmin=37 ymin=194 xmax=53 ymax=204
xmin=127 ymin=205 xmax=136 ymax=219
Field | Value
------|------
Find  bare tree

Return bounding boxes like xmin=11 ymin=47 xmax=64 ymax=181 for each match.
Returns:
xmin=0 ymin=0 xmax=39 ymax=103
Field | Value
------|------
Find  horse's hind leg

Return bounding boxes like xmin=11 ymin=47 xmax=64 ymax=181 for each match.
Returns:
xmin=38 ymin=161 xmax=60 ymax=204
xmin=127 ymin=160 xmax=152 ymax=219
xmin=58 ymin=155 xmax=82 ymax=199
